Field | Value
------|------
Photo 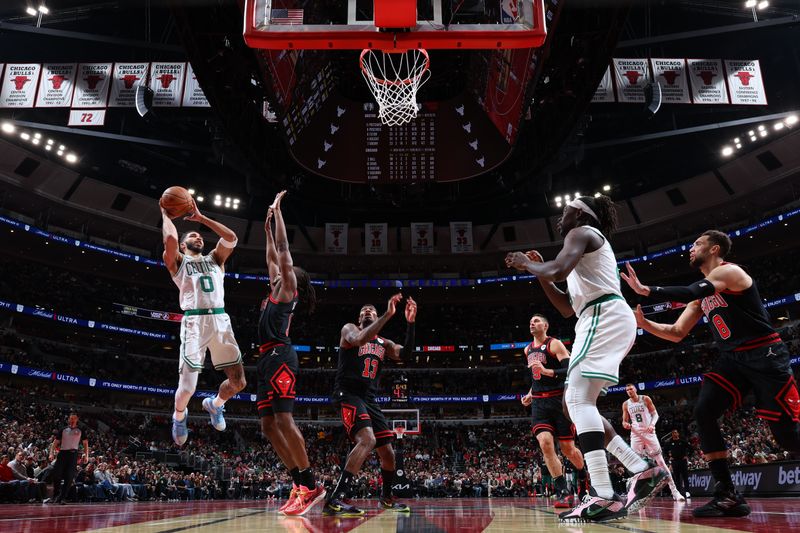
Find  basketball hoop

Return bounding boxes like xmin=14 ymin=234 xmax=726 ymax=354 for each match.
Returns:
xmin=394 ymin=426 xmax=406 ymax=440
xmin=360 ymin=48 xmax=431 ymax=127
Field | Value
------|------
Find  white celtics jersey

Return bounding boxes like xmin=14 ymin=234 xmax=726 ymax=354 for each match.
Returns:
xmin=566 ymin=226 xmax=622 ymax=315
xmin=626 ymin=397 xmax=654 ymax=431
xmin=172 ymin=253 xmax=226 ymax=311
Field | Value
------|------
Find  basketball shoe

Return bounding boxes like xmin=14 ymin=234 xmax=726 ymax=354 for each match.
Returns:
xmin=202 ymin=397 xmax=226 ymax=431
xmin=171 ymin=409 xmax=188 ymax=446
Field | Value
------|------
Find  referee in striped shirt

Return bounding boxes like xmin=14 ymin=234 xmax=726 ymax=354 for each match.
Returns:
xmin=47 ymin=412 xmax=89 ymax=504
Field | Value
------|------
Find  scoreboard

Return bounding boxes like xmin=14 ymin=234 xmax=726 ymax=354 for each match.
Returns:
xmin=365 ymin=106 xmax=437 ymax=182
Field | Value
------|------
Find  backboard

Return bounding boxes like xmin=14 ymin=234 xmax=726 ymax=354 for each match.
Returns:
xmin=244 ymin=0 xmax=546 ymax=51
xmin=383 ymin=408 xmax=421 ymax=436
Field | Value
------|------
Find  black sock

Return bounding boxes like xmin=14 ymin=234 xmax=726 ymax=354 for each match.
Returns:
xmin=709 ymin=459 xmax=734 ymax=491
xmin=577 ymin=468 xmax=587 ymax=481
xmin=289 ymin=467 xmax=301 ymax=486
xmin=553 ymin=475 xmax=567 ymax=493
xmin=328 ymin=470 xmax=354 ymax=502
xmin=381 ymin=469 xmax=395 ymax=499
xmin=299 ymin=468 xmax=315 ymax=489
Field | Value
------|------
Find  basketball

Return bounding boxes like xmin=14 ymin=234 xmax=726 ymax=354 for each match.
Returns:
xmin=159 ymin=186 xmax=193 ymax=218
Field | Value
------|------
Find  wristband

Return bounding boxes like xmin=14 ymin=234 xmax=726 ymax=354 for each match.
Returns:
xmin=219 ymin=237 xmax=238 ymax=249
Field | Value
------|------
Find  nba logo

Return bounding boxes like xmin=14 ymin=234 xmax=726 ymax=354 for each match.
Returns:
xmin=89 ymin=378 xmax=96 ymax=387
xmin=250 ymin=394 xmax=256 ymax=402
xmin=11 ymin=365 xmax=18 ymax=374
xmin=16 ymin=305 xmax=23 ymax=312
xmin=24 ymin=225 xmax=29 ymax=231
xmin=74 ymin=240 xmax=80 ymax=246
xmin=88 ymin=321 xmax=95 ymax=328
xmin=134 ymin=256 xmax=140 ymax=261
xmin=482 ymin=395 xmax=489 ymax=402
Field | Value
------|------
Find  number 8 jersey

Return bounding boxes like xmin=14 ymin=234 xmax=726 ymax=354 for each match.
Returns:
xmin=172 ymin=254 xmax=226 ymax=311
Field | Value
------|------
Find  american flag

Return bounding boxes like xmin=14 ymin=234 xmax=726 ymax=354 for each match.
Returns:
xmin=271 ymin=8 xmax=304 ymax=25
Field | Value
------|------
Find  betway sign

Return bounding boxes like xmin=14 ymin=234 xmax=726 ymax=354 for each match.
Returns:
xmin=688 ymin=461 xmax=800 ymax=496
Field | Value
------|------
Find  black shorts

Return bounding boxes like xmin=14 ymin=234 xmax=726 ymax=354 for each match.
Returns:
xmin=704 ymin=341 xmax=799 ymax=423
xmin=256 ymin=344 xmax=298 ymax=416
xmin=334 ymin=391 xmax=394 ymax=448
xmin=531 ymin=394 xmax=575 ymax=442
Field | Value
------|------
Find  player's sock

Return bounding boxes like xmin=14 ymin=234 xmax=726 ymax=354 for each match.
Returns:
xmin=290 ymin=467 xmax=301 ymax=486
xmin=583 ymin=449 xmax=614 ymax=499
xmin=299 ymin=468 xmax=315 ymax=489
xmin=708 ymin=459 xmax=735 ymax=491
xmin=553 ymin=475 xmax=567 ymax=493
xmin=173 ymin=408 xmax=186 ymax=422
xmin=381 ymin=469 xmax=395 ymax=499
xmin=212 ymin=395 xmax=225 ymax=408
xmin=607 ymin=435 xmax=648 ymax=473
xmin=328 ymin=470 xmax=354 ymax=502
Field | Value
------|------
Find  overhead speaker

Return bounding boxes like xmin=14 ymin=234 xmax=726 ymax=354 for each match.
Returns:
xmin=135 ymin=85 xmax=154 ymax=118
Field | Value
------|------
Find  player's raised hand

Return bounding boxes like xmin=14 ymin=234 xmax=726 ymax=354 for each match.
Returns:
xmin=386 ymin=292 xmax=403 ymax=318
xmin=505 ymin=251 xmax=529 ymax=271
xmin=521 ymin=393 xmax=533 ymax=407
xmin=405 ymin=296 xmax=417 ymax=323
xmin=526 ymin=250 xmax=544 ymax=263
xmin=265 ymin=206 xmax=274 ymax=233
xmin=183 ymin=198 xmax=203 ymax=222
xmin=620 ymin=262 xmax=650 ymax=296
xmin=271 ymin=190 xmax=287 ymax=211
xmin=633 ymin=304 xmax=646 ymax=327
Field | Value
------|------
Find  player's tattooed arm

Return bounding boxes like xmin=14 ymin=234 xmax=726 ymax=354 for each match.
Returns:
xmin=635 ymin=300 xmax=703 ymax=343
xmin=505 ymin=229 xmax=594 ymax=282
xmin=160 ymin=206 xmax=182 ymax=276
xmin=340 ymin=293 xmax=402 ymax=349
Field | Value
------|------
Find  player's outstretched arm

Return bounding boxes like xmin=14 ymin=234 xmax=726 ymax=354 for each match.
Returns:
xmin=161 ymin=207 xmax=181 ymax=276
xmin=264 ymin=206 xmax=280 ymax=281
xmin=340 ymin=293 xmax=402 ymax=349
xmin=622 ymin=262 xmax=750 ymax=303
xmin=524 ymin=251 xmax=574 ymax=318
xmin=636 ymin=301 xmax=703 ymax=343
xmin=183 ymin=198 xmax=238 ymax=267
xmin=271 ymin=191 xmax=297 ymax=300
xmin=386 ymin=297 xmax=417 ymax=361
xmin=505 ymin=229 xmax=592 ymax=282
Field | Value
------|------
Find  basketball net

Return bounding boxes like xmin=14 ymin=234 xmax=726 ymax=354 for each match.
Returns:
xmin=394 ymin=426 xmax=406 ymax=440
xmin=360 ymin=48 xmax=431 ymax=127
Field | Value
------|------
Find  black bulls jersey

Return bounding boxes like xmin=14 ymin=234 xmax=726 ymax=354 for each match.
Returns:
xmin=699 ymin=268 xmax=777 ymax=352
xmin=335 ymin=336 xmax=387 ymax=398
xmin=258 ymin=292 xmax=297 ymax=346
xmin=525 ymin=337 xmax=564 ymax=394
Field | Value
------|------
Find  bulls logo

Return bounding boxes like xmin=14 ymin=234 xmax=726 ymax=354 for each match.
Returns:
xmin=776 ymin=377 xmax=800 ymax=421
xmin=157 ymin=74 xmax=176 ymax=88
xmin=12 ymin=76 xmax=30 ymax=90
xmin=49 ymin=75 xmax=66 ymax=89
xmin=85 ymin=75 xmax=104 ymax=90
xmin=122 ymin=74 xmax=139 ymax=89
xmin=269 ymin=363 xmax=296 ymax=398
xmin=698 ymin=71 xmax=716 ymax=85
xmin=341 ymin=403 xmax=357 ymax=433
xmin=660 ymin=70 xmax=679 ymax=85
xmin=330 ymin=229 xmax=342 ymax=246
xmin=623 ymin=71 xmax=642 ymax=85
xmin=734 ymin=71 xmax=754 ymax=86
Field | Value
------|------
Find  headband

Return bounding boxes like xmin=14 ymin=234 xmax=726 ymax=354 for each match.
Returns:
xmin=568 ymin=198 xmax=599 ymax=222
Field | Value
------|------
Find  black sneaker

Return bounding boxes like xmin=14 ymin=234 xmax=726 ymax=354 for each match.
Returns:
xmin=379 ymin=496 xmax=410 ymax=512
xmin=322 ymin=498 xmax=366 ymax=517
xmin=624 ymin=457 xmax=668 ymax=512
xmin=558 ymin=488 xmax=627 ymax=523
xmin=553 ymin=490 xmax=575 ymax=509
xmin=692 ymin=483 xmax=751 ymax=518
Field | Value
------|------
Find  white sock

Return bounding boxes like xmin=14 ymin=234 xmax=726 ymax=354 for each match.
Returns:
xmin=212 ymin=396 xmax=225 ymax=408
xmin=606 ymin=435 xmax=647 ymax=474
xmin=173 ymin=408 xmax=186 ymax=421
xmin=584 ymin=449 xmax=614 ymax=499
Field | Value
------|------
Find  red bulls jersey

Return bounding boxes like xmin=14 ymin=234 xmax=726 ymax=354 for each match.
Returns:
xmin=525 ymin=337 xmax=564 ymax=395
xmin=335 ymin=337 xmax=387 ymax=397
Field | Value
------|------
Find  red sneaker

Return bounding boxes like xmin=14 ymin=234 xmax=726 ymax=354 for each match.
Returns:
xmin=278 ymin=484 xmax=299 ymax=515
xmin=283 ymin=484 xmax=327 ymax=516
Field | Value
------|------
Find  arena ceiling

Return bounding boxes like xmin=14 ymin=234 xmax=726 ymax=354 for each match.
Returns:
xmin=0 ymin=0 xmax=799 ymax=226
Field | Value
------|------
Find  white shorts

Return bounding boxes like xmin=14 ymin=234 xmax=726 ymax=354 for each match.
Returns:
xmin=631 ymin=432 xmax=663 ymax=457
xmin=566 ymin=296 xmax=636 ymax=387
xmin=179 ymin=313 xmax=241 ymax=372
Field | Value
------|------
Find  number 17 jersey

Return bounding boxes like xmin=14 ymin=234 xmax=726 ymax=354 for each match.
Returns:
xmin=334 ymin=336 xmax=387 ymax=398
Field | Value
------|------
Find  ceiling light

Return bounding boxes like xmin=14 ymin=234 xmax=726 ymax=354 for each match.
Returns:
xmin=574 ymin=192 xmax=580 ymax=198
xmin=594 ymin=192 xmax=601 ymax=198
xmin=34 ymin=132 xmax=41 ymax=139
xmin=214 ymin=200 xmax=222 ymax=206
xmin=555 ymin=202 xmax=562 ymax=208
xmin=603 ymin=184 xmax=611 ymax=191
xmin=56 ymin=150 xmax=63 ymax=156
xmin=46 ymin=139 xmax=54 ymax=145
xmin=733 ymin=137 xmax=740 ymax=143
xmin=735 ymin=143 xmax=742 ymax=149
xmin=774 ymin=122 xmax=784 ymax=131
xmin=757 ymin=125 xmax=765 ymax=131
xmin=786 ymin=115 xmax=798 ymax=125
xmin=58 ymin=144 xmax=65 ymax=150
xmin=554 ymin=196 xmax=561 ymax=202
xmin=45 ymin=145 xmax=51 ymax=151
xmin=564 ymin=194 xmax=571 ymax=201
xmin=215 ymin=194 xmax=221 ymax=200
xmin=26 ymin=7 xmax=37 ymax=15
xmin=750 ymin=136 xmax=757 ymax=142
xmin=31 ymin=138 xmax=40 ymax=145
xmin=233 ymin=198 xmax=240 ymax=203
xmin=188 ymin=188 xmax=195 ymax=195
xmin=197 ymin=196 xmax=204 ymax=202
xmin=759 ymin=130 xmax=767 ymax=137
xmin=65 ymin=153 xmax=77 ymax=163
xmin=748 ymin=130 xmax=754 ymax=136
xmin=744 ymin=0 xmax=756 ymax=6
xmin=225 ymin=197 xmax=231 ymax=202
xmin=38 ymin=5 xmax=49 ymax=14
xmin=721 ymin=146 xmax=734 ymax=156
xmin=232 ymin=204 xmax=239 ymax=210
xmin=1 ymin=123 xmax=15 ymax=133
xmin=758 ymin=0 xmax=769 ymax=8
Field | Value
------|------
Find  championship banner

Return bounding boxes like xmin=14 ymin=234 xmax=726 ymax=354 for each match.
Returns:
xmin=687 ymin=59 xmax=729 ymax=104
xmin=651 ymin=58 xmax=690 ymax=104
xmin=0 ymin=64 xmax=41 ymax=108
xmin=365 ymin=223 xmax=388 ymax=255
xmin=450 ymin=221 xmax=474 ymax=253
xmin=181 ymin=63 xmax=210 ymax=107
xmin=149 ymin=62 xmax=186 ymax=107
xmin=591 ymin=65 xmax=615 ymax=103
xmin=725 ymin=59 xmax=767 ymax=105
xmin=72 ymin=63 xmax=112 ymax=108
xmin=109 ymin=63 xmax=149 ymax=107
xmin=411 ymin=222 xmax=434 ymax=254
xmin=612 ymin=58 xmax=650 ymax=103
xmin=324 ymin=223 xmax=348 ymax=254
xmin=35 ymin=63 xmax=77 ymax=108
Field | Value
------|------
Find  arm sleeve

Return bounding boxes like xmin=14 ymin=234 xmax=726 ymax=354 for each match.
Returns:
xmin=649 ymin=279 xmax=716 ymax=303
xmin=398 ymin=323 xmax=415 ymax=359
xmin=552 ymin=357 xmax=570 ymax=380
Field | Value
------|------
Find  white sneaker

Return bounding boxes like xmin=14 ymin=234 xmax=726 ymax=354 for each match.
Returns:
xmin=673 ymin=492 xmax=686 ymax=502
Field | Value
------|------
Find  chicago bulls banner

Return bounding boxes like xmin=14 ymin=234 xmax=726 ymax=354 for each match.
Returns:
xmin=612 ymin=58 xmax=650 ymax=103
xmin=591 ymin=66 xmax=615 ymax=103
xmin=182 ymin=63 xmax=210 ymax=107
xmin=72 ymin=63 xmax=112 ymax=108
xmin=450 ymin=221 xmax=474 ymax=253
xmin=365 ymin=223 xmax=388 ymax=255
xmin=149 ymin=62 xmax=186 ymax=107
xmin=687 ymin=59 xmax=729 ymax=104
xmin=651 ymin=58 xmax=690 ymax=104
xmin=36 ymin=63 xmax=77 ymax=108
xmin=325 ymin=223 xmax=348 ymax=254
xmin=725 ymin=60 xmax=767 ymax=106
xmin=109 ymin=63 xmax=149 ymax=107
xmin=411 ymin=222 xmax=434 ymax=254
xmin=0 ymin=63 xmax=41 ymax=108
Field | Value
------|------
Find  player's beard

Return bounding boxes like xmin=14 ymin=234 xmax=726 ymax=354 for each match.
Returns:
xmin=185 ymin=241 xmax=203 ymax=254
xmin=689 ymin=253 xmax=704 ymax=269
xmin=360 ymin=317 xmax=374 ymax=328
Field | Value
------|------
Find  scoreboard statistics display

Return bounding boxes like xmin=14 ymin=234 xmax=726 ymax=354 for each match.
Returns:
xmin=392 ymin=376 xmax=409 ymax=403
